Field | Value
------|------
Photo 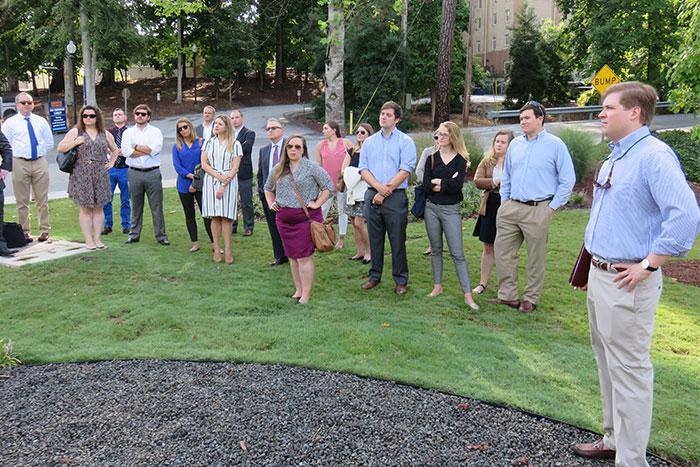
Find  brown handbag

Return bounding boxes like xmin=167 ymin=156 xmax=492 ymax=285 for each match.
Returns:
xmin=289 ymin=171 xmax=336 ymax=253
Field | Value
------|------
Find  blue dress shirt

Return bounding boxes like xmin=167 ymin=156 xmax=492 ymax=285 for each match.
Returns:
xmin=500 ymin=129 xmax=575 ymax=210
xmin=358 ymin=127 xmax=416 ymax=189
xmin=584 ymin=126 xmax=700 ymax=262
xmin=172 ymin=139 xmax=203 ymax=193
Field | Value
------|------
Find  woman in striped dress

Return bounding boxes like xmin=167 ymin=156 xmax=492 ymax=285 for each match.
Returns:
xmin=201 ymin=115 xmax=242 ymax=264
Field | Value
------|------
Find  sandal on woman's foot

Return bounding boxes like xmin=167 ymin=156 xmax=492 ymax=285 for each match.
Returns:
xmin=472 ymin=284 xmax=486 ymax=294
xmin=349 ymin=255 xmax=363 ymax=260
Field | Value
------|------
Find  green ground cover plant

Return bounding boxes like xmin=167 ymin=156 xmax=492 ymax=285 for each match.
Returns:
xmin=2 ymin=191 xmax=699 ymax=464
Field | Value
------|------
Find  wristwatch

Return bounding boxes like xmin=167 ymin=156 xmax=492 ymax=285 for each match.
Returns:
xmin=641 ymin=259 xmax=658 ymax=272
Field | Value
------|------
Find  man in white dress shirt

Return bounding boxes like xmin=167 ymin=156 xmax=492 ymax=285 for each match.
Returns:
xmin=198 ymin=106 xmax=215 ymax=141
xmin=1 ymin=92 xmax=54 ymax=242
xmin=121 ymin=104 xmax=169 ymax=245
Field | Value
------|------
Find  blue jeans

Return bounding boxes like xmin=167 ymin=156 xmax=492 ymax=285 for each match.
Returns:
xmin=103 ymin=167 xmax=131 ymax=229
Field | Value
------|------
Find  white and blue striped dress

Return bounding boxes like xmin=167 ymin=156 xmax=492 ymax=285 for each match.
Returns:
xmin=201 ymin=138 xmax=243 ymax=220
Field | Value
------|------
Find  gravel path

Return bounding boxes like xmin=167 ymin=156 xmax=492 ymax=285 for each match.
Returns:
xmin=0 ymin=360 xmax=675 ymax=466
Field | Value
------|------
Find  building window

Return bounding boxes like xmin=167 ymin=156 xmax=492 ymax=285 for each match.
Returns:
xmin=476 ymin=18 xmax=481 ymax=30
xmin=505 ymin=9 xmax=510 ymax=22
xmin=505 ymin=34 xmax=510 ymax=46
xmin=478 ymin=0 xmax=482 ymax=8
xmin=492 ymin=13 xmax=497 ymax=25
xmin=529 ymin=7 xmax=535 ymax=15
xmin=492 ymin=36 xmax=497 ymax=50
xmin=477 ymin=41 xmax=482 ymax=53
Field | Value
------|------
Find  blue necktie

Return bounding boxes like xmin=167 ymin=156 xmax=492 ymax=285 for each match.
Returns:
xmin=25 ymin=117 xmax=38 ymax=160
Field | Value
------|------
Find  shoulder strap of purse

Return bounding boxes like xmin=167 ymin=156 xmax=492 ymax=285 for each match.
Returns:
xmin=289 ymin=170 xmax=313 ymax=221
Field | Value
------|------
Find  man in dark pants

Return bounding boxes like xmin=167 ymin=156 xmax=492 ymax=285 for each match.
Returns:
xmin=359 ymin=101 xmax=417 ymax=295
xmin=121 ymin=104 xmax=169 ymax=245
xmin=230 ymin=109 xmax=256 ymax=236
xmin=0 ymin=131 xmax=16 ymax=256
xmin=257 ymin=118 xmax=287 ymax=266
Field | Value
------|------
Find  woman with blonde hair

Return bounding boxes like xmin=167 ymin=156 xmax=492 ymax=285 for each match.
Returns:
xmin=423 ymin=121 xmax=478 ymax=309
xmin=200 ymin=114 xmax=242 ymax=264
xmin=471 ymin=130 xmax=514 ymax=294
xmin=57 ymin=105 xmax=120 ymax=249
xmin=340 ymin=122 xmax=373 ymax=263
xmin=265 ymin=134 xmax=334 ymax=304
xmin=172 ymin=117 xmax=212 ymax=252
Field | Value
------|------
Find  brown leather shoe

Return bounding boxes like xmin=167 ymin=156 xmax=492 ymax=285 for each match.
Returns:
xmin=361 ymin=279 xmax=380 ymax=290
xmin=487 ymin=298 xmax=521 ymax=309
xmin=519 ymin=300 xmax=536 ymax=313
xmin=395 ymin=284 xmax=408 ymax=295
xmin=242 ymin=230 xmax=253 ymax=237
xmin=573 ymin=440 xmax=616 ymax=459
xmin=24 ymin=233 xmax=34 ymax=243
xmin=38 ymin=232 xmax=49 ymax=242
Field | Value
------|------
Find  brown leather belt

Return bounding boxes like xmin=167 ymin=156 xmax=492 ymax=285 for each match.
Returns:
xmin=591 ymin=257 xmax=626 ymax=273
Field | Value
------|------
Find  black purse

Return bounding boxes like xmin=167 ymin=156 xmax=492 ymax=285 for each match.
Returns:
xmin=191 ymin=163 xmax=204 ymax=192
xmin=57 ymin=147 xmax=78 ymax=173
xmin=411 ymin=153 xmax=434 ymax=219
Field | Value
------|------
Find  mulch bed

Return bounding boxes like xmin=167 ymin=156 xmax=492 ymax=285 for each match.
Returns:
xmin=0 ymin=360 xmax=680 ymax=466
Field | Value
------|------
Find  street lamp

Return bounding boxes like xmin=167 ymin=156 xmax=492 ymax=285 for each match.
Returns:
xmin=66 ymin=40 xmax=77 ymax=125
xmin=192 ymin=44 xmax=198 ymax=104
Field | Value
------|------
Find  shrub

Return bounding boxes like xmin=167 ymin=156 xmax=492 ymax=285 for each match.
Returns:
xmin=568 ymin=190 xmax=587 ymax=206
xmin=554 ymin=128 xmax=597 ymax=183
xmin=577 ymin=88 xmax=600 ymax=107
xmin=0 ymin=339 xmax=21 ymax=368
xmin=462 ymin=129 xmax=484 ymax=171
xmin=461 ymin=181 xmax=481 ymax=217
xmin=652 ymin=130 xmax=700 ymax=183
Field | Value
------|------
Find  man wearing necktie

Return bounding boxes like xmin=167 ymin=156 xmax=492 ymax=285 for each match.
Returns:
xmin=257 ymin=118 xmax=287 ymax=266
xmin=0 ymin=93 xmax=54 ymax=242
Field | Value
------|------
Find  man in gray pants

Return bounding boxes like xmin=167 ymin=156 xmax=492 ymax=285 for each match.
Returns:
xmin=121 ymin=104 xmax=169 ymax=245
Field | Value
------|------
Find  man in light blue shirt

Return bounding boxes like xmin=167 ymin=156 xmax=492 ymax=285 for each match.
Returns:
xmin=489 ymin=102 xmax=575 ymax=313
xmin=359 ymin=101 xmax=416 ymax=295
xmin=573 ymin=82 xmax=700 ymax=466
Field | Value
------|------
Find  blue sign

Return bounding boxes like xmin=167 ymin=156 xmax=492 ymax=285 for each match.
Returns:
xmin=49 ymin=100 xmax=68 ymax=133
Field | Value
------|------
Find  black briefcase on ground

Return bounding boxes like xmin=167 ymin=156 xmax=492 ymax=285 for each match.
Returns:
xmin=3 ymin=222 xmax=27 ymax=248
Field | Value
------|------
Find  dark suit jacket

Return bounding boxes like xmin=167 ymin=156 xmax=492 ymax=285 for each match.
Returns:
xmin=0 ymin=131 xmax=12 ymax=191
xmin=235 ymin=126 xmax=256 ymax=180
xmin=257 ymin=139 xmax=284 ymax=197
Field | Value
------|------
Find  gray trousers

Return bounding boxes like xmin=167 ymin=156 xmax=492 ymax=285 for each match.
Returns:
xmin=364 ymin=188 xmax=408 ymax=285
xmin=233 ymin=177 xmax=255 ymax=231
xmin=127 ymin=168 xmax=167 ymax=241
xmin=424 ymin=201 xmax=472 ymax=292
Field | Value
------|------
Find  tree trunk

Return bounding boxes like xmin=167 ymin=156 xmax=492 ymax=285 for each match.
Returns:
xmin=275 ymin=20 xmax=284 ymax=83
xmin=434 ymin=0 xmax=457 ymax=127
xmin=100 ymin=67 xmax=115 ymax=88
xmin=324 ymin=0 xmax=345 ymax=129
xmin=80 ymin=2 xmax=97 ymax=106
xmin=462 ymin=0 xmax=475 ymax=127
xmin=50 ymin=67 xmax=65 ymax=93
xmin=31 ymin=71 xmax=38 ymax=95
xmin=175 ymin=16 xmax=183 ymax=103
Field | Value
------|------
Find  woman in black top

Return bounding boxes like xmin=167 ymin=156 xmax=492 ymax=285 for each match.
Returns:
xmin=423 ymin=121 xmax=479 ymax=309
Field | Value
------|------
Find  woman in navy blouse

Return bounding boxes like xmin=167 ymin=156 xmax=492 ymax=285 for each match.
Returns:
xmin=172 ymin=117 xmax=212 ymax=252
xmin=423 ymin=121 xmax=479 ymax=310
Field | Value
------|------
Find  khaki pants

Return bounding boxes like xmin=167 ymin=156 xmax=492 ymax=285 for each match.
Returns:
xmin=12 ymin=157 xmax=50 ymax=235
xmin=587 ymin=265 xmax=661 ymax=467
xmin=494 ymin=199 xmax=551 ymax=303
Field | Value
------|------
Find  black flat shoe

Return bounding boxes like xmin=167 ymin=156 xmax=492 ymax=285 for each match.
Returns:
xmin=362 ymin=258 xmax=371 ymax=264
xmin=349 ymin=255 xmax=363 ymax=260
xmin=125 ymin=237 xmax=140 ymax=244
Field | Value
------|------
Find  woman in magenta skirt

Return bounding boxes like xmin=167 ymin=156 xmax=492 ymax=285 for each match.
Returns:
xmin=264 ymin=134 xmax=334 ymax=304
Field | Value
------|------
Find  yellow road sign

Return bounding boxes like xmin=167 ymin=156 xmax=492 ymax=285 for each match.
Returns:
xmin=591 ymin=65 xmax=620 ymax=95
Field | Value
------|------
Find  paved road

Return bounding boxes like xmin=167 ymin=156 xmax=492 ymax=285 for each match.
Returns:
xmin=3 ymin=106 xmax=697 ymax=203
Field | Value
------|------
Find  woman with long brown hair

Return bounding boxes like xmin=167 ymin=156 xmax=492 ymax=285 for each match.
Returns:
xmin=57 ymin=105 xmax=120 ymax=249
xmin=173 ymin=117 xmax=212 ymax=252
xmin=265 ymin=134 xmax=334 ymax=304
xmin=471 ymin=130 xmax=514 ymax=294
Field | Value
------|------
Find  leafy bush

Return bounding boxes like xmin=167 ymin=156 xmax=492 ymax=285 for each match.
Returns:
xmin=653 ymin=130 xmax=700 ymax=183
xmin=568 ymin=190 xmax=587 ymax=206
xmin=554 ymin=128 xmax=597 ymax=183
xmin=1 ymin=339 xmax=21 ymax=368
xmin=576 ymin=88 xmax=600 ymax=107
xmin=461 ymin=182 xmax=481 ymax=216
xmin=463 ymin=129 xmax=484 ymax=171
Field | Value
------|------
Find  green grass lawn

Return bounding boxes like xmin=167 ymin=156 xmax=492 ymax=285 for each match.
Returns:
xmin=2 ymin=189 xmax=699 ymax=465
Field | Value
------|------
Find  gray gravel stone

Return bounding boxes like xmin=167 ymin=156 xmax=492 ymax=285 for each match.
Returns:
xmin=0 ymin=360 xmax=676 ymax=466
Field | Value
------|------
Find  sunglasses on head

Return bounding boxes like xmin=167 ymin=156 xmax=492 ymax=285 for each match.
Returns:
xmin=135 ymin=111 xmax=149 ymax=117
xmin=177 ymin=125 xmax=189 ymax=131
xmin=526 ymin=100 xmax=546 ymax=118
xmin=286 ymin=144 xmax=303 ymax=150
xmin=82 ymin=114 xmax=97 ymax=119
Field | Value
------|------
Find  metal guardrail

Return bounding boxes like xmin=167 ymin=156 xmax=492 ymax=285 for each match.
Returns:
xmin=487 ymin=101 xmax=671 ymax=125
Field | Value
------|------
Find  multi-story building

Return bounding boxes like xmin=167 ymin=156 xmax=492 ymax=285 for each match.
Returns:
xmin=470 ymin=0 xmax=563 ymax=78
